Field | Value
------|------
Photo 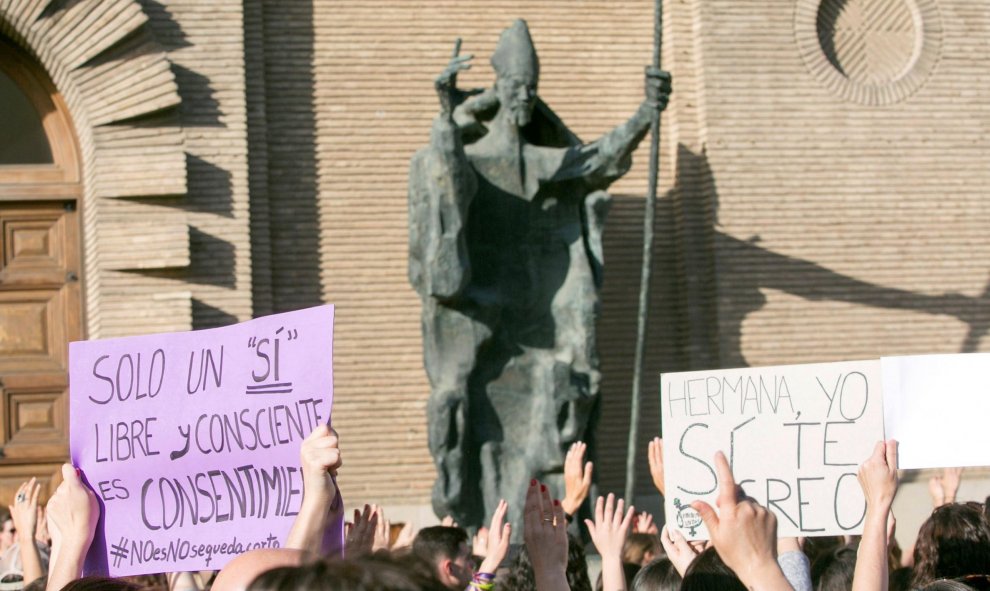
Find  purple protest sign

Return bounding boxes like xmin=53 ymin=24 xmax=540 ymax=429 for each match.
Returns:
xmin=69 ymin=305 xmax=335 ymax=576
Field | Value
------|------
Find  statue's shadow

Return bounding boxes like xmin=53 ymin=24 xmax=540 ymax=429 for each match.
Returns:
xmin=596 ymin=144 xmax=990 ymax=499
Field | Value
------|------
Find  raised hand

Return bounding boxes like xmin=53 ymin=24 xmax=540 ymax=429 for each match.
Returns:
xmin=345 ymin=504 xmax=378 ymax=557
xmin=562 ymin=442 xmax=593 ymax=515
xmin=635 ymin=511 xmax=658 ymax=534
xmin=10 ymin=478 xmax=43 ymax=584
xmin=660 ymin=524 xmax=700 ymax=577
xmin=941 ymin=467 xmax=963 ymax=503
xmin=644 ymin=67 xmax=672 ymax=112
xmin=392 ymin=521 xmax=416 ymax=550
xmin=299 ymin=425 xmax=341 ymax=501
xmin=852 ymin=440 xmax=899 ymax=591
xmin=435 ymin=40 xmax=473 ymax=115
xmin=647 ymin=437 xmax=666 ymax=497
xmin=45 ymin=465 xmax=100 ymax=591
xmin=10 ymin=478 xmax=40 ymax=540
xmin=585 ymin=493 xmax=635 ymax=591
xmin=372 ymin=505 xmax=390 ymax=552
xmin=286 ymin=425 xmax=343 ymax=554
xmin=858 ymin=440 xmax=898 ymax=511
xmin=478 ymin=499 xmax=511 ymax=574
xmin=523 ymin=480 xmax=568 ymax=591
xmin=472 ymin=525 xmax=489 ymax=558
xmin=690 ymin=452 xmax=790 ymax=590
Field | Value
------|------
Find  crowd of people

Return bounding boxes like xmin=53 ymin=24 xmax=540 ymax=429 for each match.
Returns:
xmin=8 ymin=426 xmax=990 ymax=591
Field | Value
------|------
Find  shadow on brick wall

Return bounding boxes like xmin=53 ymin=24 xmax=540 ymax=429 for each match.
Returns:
xmin=262 ymin=0 xmax=322 ymax=312
xmin=593 ymin=144 xmax=990 ymax=498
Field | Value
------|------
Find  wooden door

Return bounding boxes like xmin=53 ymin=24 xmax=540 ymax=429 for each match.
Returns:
xmin=0 ymin=38 xmax=82 ymax=502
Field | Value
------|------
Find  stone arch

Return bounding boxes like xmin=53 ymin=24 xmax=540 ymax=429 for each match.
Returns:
xmin=0 ymin=0 xmax=190 ymax=338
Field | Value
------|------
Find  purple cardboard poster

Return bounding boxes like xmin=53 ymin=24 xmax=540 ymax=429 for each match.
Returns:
xmin=69 ymin=305 xmax=335 ymax=576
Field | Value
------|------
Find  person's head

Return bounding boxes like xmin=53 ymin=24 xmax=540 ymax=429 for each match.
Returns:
xmin=60 ymin=577 xmax=144 ymax=591
xmin=503 ymin=534 xmax=592 ymax=591
xmin=801 ymin=535 xmax=845 ymax=567
xmin=916 ymin=581 xmax=977 ymax=591
xmin=630 ymin=557 xmax=681 ymax=591
xmin=490 ymin=20 xmax=538 ymax=127
xmin=810 ymin=545 xmax=857 ymax=591
xmin=913 ymin=502 xmax=990 ymax=586
xmin=680 ymin=547 xmax=746 ymax=591
xmin=411 ymin=526 xmax=472 ymax=589
xmin=247 ymin=553 xmax=444 ymax=591
xmin=212 ymin=549 xmax=309 ymax=591
xmin=623 ymin=533 xmax=662 ymax=566
xmin=0 ymin=510 xmax=13 ymax=552
xmin=889 ymin=566 xmax=914 ymax=591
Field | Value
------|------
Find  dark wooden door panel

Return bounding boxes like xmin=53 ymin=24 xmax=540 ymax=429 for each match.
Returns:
xmin=0 ymin=201 xmax=79 ymax=464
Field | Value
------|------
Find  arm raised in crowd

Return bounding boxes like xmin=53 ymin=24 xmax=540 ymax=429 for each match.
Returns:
xmin=45 ymin=464 xmax=99 ymax=591
xmin=660 ymin=524 xmax=699 ymax=577
xmin=477 ymin=499 xmax=511 ymax=576
xmin=647 ymin=437 xmax=665 ymax=498
xmin=561 ymin=443 xmax=593 ymax=516
xmin=852 ymin=440 xmax=898 ymax=591
xmin=584 ymin=493 xmax=635 ymax=591
xmin=524 ymin=480 xmax=570 ymax=591
xmin=927 ymin=467 xmax=962 ymax=508
xmin=691 ymin=452 xmax=792 ymax=591
xmin=11 ymin=478 xmax=44 ymax=585
xmin=285 ymin=425 xmax=343 ymax=555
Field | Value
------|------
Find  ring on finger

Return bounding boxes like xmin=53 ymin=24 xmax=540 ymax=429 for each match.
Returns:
xmin=14 ymin=493 xmax=25 ymax=503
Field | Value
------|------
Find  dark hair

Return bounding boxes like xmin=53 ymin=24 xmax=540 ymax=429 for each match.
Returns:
xmin=889 ymin=567 xmax=914 ymax=591
xmin=21 ymin=577 xmax=46 ymax=591
xmin=503 ymin=534 xmax=592 ymax=591
xmin=811 ymin=545 xmax=857 ymax=591
xmin=913 ymin=502 xmax=990 ymax=587
xmin=61 ymin=577 xmax=145 ymax=591
xmin=247 ymin=553 xmax=445 ymax=591
xmin=122 ymin=574 xmax=168 ymax=591
xmin=802 ymin=536 xmax=845 ymax=567
xmin=412 ymin=526 xmax=469 ymax=565
xmin=917 ymin=581 xmax=977 ymax=591
xmin=681 ymin=547 xmax=746 ymax=591
xmin=630 ymin=557 xmax=681 ymax=591
xmin=623 ymin=533 xmax=662 ymax=566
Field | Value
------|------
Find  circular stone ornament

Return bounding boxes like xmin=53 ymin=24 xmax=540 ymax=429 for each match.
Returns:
xmin=795 ymin=0 xmax=943 ymax=106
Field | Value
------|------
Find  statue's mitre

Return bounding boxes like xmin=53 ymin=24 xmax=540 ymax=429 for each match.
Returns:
xmin=491 ymin=19 xmax=539 ymax=81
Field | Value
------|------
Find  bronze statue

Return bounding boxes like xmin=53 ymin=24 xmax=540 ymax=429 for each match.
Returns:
xmin=408 ymin=19 xmax=670 ymax=532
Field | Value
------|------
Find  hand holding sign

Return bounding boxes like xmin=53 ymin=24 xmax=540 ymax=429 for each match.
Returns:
xmin=285 ymin=425 xmax=344 ymax=554
xmin=660 ymin=525 xmax=698 ymax=577
xmin=47 ymin=464 xmax=100 ymax=591
xmin=857 ymin=440 xmax=898 ymax=512
xmin=852 ymin=440 xmax=898 ymax=591
xmin=300 ymin=425 xmax=341 ymax=502
xmin=690 ymin=452 xmax=791 ymax=591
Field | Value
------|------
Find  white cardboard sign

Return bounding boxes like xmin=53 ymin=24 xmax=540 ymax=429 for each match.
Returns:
xmin=661 ymin=360 xmax=884 ymax=539
xmin=882 ymin=353 xmax=990 ymax=470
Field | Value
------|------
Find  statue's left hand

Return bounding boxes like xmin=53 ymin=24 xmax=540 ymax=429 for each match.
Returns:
xmin=645 ymin=66 xmax=672 ymax=111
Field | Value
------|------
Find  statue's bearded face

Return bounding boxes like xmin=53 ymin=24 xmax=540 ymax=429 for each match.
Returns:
xmin=496 ymin=74 xmax=538 ymax=127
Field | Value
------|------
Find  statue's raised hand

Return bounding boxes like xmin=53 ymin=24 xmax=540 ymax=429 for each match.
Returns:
xmin=645 ymin=66 xmax=672 ymax=112
xmin=436 ymin=42 xmax=473 ymax=115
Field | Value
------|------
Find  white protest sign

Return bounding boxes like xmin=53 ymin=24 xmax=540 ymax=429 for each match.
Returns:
xmin=661 ymin=360 xmax=884 ymax=539
xmin=882 ymin=353 xmax=990 ymax=470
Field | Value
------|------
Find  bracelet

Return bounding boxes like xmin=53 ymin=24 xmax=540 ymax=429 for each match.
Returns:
xmin=470 ymin=572 xmax=496 ymax=590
